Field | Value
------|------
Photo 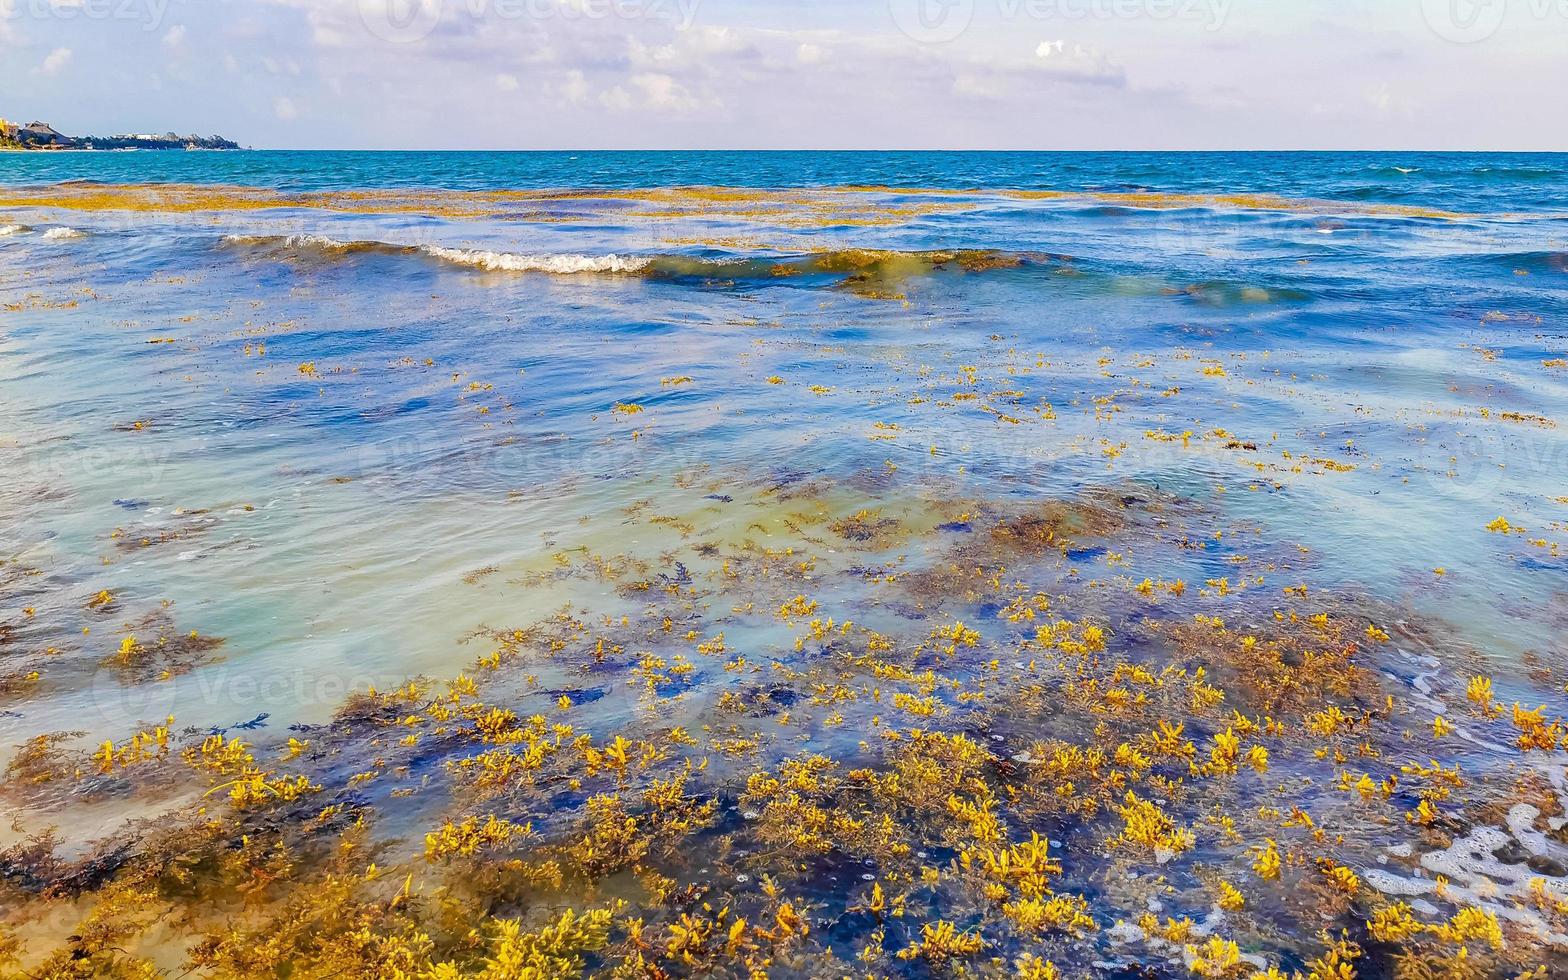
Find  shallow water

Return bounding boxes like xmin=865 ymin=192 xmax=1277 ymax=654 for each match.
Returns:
xmin=1 ymin=152 xmax=1566 ymax=976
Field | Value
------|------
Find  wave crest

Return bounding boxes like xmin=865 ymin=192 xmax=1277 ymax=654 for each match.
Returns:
xmin=222 ymin=234 xmax=650 ymax=275
xmin=221 ymin=233 xmax=396 ymax=255
xmin=422 ymin=246 xmax=650 ymax=274
xmin=215 ymin=234 xmax=1047 ymax=297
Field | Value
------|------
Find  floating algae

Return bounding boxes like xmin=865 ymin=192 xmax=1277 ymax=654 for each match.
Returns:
xmin=1 ymin=466 xmax=1565 ymax=976
xmin=2 ymin=165 xmax=1567 ymax=977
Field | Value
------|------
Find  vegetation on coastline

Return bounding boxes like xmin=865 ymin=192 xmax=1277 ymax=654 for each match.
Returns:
xmin=0 ymin=116 xmax=238 ymax=151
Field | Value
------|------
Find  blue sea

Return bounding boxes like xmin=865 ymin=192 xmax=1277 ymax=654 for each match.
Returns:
xmin=1 ymin=152 xmax=1566 ymax=973
xmin=5 ymin=150 xmax=1568 ymax=210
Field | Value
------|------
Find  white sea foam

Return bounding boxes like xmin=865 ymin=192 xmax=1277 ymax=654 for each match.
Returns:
xmin=0 ymin=224 xmax=26 ymax=237
xmin=222 ymin=233 xmax=355 ymax=250
xmin=221 ymin=233 xmax=651 ymax=275
xmin=283 ymin=234 xmax=358 ymax=251
xmin=42 ymin=227 xmax=85 ymax=240
xmin=421 ymin=246 xmax=650 ymax=274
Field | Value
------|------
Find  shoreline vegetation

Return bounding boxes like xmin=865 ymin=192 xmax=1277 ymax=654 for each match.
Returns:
xmin=0 ymin=116 xmax=239 ymax=151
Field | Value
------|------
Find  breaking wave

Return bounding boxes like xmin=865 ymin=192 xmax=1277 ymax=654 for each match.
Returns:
xmin=221 ymin=234 xmax=650 ymax=275
xmin=422 ymin=246 xmax=650 ymax=274
xmin=41 ymin=227 xmax=85 ymax=240
xmin=0 ymin=224 xmax=27 ymax=238
xmin=217 ymin=234 xmax=1049 ymax=290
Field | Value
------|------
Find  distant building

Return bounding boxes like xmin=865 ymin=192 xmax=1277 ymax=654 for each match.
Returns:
xmin=19 ymin=121 xmax=70 ymax=145
xmin=1 ymin=114 xmax=239 ymax=150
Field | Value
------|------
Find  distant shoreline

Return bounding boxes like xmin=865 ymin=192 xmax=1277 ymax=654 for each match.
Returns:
xmin=0 ymin=146 xmax=246 ymax=152
xmin=1 ymin=119 xmax=241 ymax=152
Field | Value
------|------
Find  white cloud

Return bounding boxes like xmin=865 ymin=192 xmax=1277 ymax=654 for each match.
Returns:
xmin=597 ymin=70 xmax=704 ymax=113
xmin=273 ymin=96 xmax=298 ymax=120
xmin=686 ymin=26 xmax=748 ymax=56
xmin=598 ymin=86 xmax=633 ymax=112
xmin=40 ymin=46 xmax=72 ymax=75
xmin=626 ymin=37 xmax=679 ymax=69
xmin=631 ymin=72 xmax=701 ymax=112
xmin=29 ymin=0 xmax=1560 ymax=150
xmin=1363 ymin=83 xmax=1411 ymax=116
xmin=559 ymin=69 xmax=589 ymax=105
xmin=954 ymin=73 xmax=1006 ymax=100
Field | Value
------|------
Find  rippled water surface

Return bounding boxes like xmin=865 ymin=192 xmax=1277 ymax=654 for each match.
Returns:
xmin=1 ymin=152 xmax=1566 ymax=977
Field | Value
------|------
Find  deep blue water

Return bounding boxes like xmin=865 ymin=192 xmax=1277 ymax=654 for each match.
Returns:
xmin=3 ymin=149 xmax=1568 ymax=212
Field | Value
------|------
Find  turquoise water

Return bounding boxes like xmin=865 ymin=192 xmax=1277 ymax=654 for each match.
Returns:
xmin=4 ymin=150 xmax=1568 ymax=211
xmin=2 ymin=151 xmax=1565 ymax=731
xmin=1 ymin=153 xmax=1565 ymax=730
xmin=2 ymin=152 xmax=1567 ymax=974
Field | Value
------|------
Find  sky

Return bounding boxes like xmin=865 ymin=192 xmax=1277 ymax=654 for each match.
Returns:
xmin=2 ymin=0 xmax=1566 ymax=149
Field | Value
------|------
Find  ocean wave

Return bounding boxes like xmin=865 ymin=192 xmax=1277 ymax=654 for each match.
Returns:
xmin=422 ymin=246 xmax=650 ymax=274
xmin=0 ymin=224 xmax=27 ymax=237
xmin=41 ymin=227 xmax=85 ymax=240
xmin=221 ymin=233 xmax=397 ymax=254
xmin=222 ymin=233 xmax=650 ymax=274
xmin=1469 ymin=164 xmax=1562 ymax=182
xmin=1460 ymin=249 xmax=1568 ymax=275
xmin=217 ymin=234 xmax=1047 ymax=292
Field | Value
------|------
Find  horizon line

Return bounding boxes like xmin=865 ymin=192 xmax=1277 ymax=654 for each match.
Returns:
xmin=10 ymin=146 xmax=1568 ymax=155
